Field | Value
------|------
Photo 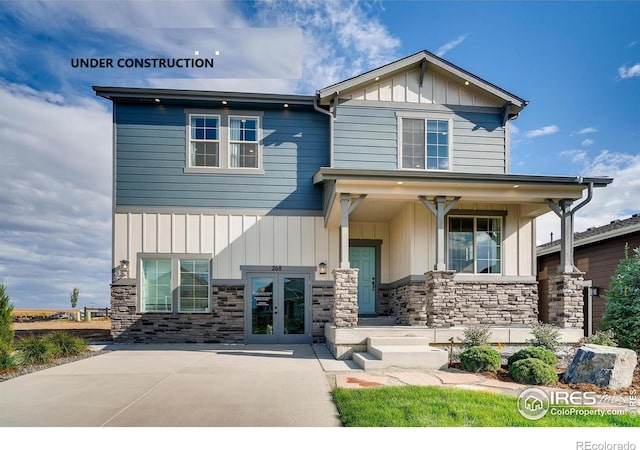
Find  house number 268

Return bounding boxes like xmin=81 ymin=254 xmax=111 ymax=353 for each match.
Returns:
xmin=271 ymin=266 xmax=282 ymax=271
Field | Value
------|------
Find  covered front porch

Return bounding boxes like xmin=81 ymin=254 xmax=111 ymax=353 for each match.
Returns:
xmin=313 ymin=168 xmax=612 ymax=360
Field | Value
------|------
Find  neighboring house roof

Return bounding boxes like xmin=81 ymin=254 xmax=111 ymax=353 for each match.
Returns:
xmin=537 ymin=213 xmax=640 ymax=257
xmin=317 ymin=50 xmax=528 ymax=114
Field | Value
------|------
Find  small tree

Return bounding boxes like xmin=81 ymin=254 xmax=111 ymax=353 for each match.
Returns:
xmin=600 ymin=245 xmax=640 ymax=351
xmin=70 ymin=287 xmax=79 ymax=309
xmin=0 ymin=284 xmax=15 ymax=347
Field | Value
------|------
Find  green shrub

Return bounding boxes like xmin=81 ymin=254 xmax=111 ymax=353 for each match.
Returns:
xmin=600 ymin=245 xmax=640 ymax=351
xmin=46 ymin=331 xmax=88 ymax=357
xmin=0 ymin=342 xmax=16 ymax=370
xmin=507 ymin=346 xmax=557 ymax=367
xmin=528 ymin=322 xmax=561 ymax=351
xmin=16 ymin=335 xmax=55 ymax=365
xmin=0 ymin=284 xmax=14 ymax=347
xmin=459 ymin=345 xmax=501 ymax=373
xmin=583 ymin=329 xmax=618 ymax=347
xmin=509 ymin=358 xmax=558 ymax=385
xmin=461 ymin=324 xmax=491 ymax=351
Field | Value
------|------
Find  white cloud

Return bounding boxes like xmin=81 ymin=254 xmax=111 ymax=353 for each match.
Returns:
xmin=526 ymin=125 xmax=559 ymax=138
xmin=0 ymin=82 xmax=112 ymax=308
xmin=581 ymin=138 xmax=594 ymax=147
xmin=578 ymin=127 xmax=598 ymax=135
xmin=560 ymin=149 xmax=587 ymax=164
xmin=435 ymin=34 xmax=468 ymax=57
xmin=618 ymin=63 xmax=640 ymax=79
xmin=536 ymin=149 xmax=640 ymax=245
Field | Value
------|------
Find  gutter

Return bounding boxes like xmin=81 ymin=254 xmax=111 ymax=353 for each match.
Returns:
xmin=314 ymin=91 xmax=335 ymax=167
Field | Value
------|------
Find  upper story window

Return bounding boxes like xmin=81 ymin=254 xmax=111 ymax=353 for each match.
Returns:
xmin=186 ymin=110 xmax=263 ymax=173
xmin=448 ymin=216 xmax=502 ymax=274
xmin=190 ymin=115 xmax=220 ymax=167
xmin=398 ymin=115 xmax=452 ymax=171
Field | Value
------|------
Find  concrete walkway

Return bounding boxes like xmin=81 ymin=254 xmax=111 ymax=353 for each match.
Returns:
xmin=0 ymin=344 xmax=340 ymax=427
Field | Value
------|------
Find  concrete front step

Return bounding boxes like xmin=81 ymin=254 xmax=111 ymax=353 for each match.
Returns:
xmin=367 ymin=336 xmax=431 ymax=347
xmin=353 ymin=344 xmax=449 ymax=370
xmin=358 ymin=317 xmax=398 ymax=326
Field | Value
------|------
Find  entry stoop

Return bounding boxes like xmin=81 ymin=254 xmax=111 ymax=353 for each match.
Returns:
xmin=352 ymin=336 xmax=448 ymax=370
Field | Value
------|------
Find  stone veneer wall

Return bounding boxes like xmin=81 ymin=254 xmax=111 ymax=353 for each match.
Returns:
xmin=547 ymin=272 xmax=584 ymax=328
xmin=312 ymin=283 xmax=333 ymax=343
xmin=332 ymin=268 xmax=359 ymax=327
xmin=425 ymin=271 xmax=539 ymax=327
xmin=389 ymin=280 xmax=428 ymax=325
xmin=110 ymin=280 xmax=244 ymax=343
xmin=376 ymin=285 xmax=392 ymax=316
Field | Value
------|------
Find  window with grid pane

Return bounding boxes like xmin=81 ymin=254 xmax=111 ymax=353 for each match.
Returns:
xmin=401 ymin=118 xmax=450 ymax=170
xmin=141 ymin=259 xmax=172 ymax=312
xmin=448 ymin=217 xmax=501 ymax=274
xmin=190 ymin=115 xmax=219 ymax=167
xmin=229 ymin=116 xmax=258 ymax=168
xmin=179 ymin=260 xmax=210 ymax=312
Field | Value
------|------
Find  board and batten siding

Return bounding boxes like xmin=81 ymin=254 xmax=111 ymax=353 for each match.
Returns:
xmin=333 ymin=103 xmax=507 ymax=174
xmin=115 ymin=104 xmax=329 ymax=210
xmin=115 ymin=212 xmax=339 ymax=280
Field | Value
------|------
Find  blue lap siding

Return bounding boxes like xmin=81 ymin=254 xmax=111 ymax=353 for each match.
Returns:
xmin=114 ymin=104 xmax=329 ymax=211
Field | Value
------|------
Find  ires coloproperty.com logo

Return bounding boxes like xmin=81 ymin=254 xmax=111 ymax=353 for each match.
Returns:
xmin=517 ymin=387 xmax=637 ymax=420
xmin=70 ymin=50 xmax=219 ymax=69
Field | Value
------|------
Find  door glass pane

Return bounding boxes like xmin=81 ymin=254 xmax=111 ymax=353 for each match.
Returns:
xmin=448 ymin=217 xmax=474 ymax=273
xmin=251 ymin=277 xmax=274 ymax=334
xmin=283 ymin=277 xmax=305 ymax=335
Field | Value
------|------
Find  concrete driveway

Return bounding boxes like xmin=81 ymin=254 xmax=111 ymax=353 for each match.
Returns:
xmin=0 ymin=344 xmax=341 ymax=427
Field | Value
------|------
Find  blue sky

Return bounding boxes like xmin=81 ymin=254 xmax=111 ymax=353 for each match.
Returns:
xmin=0 ymin=0 xmax=639 ymax=310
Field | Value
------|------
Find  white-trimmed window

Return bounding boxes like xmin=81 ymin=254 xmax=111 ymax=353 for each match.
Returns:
xmin=189 ymin=115 xmax=220 ymax=167
xmin=179 ymin=260 xmax=210 ymax=312
xmin=186 ymin=110 xmax=262 ymax=172
xmin=139 ymin=256 xmax=211 ymax=313
xmin=448 ymin=217 xmax=502 ymax=274
xmin=399 ymin=116 xmax=452 ymax=170
xmin=141 ymin=259 xmax=172 ymax=312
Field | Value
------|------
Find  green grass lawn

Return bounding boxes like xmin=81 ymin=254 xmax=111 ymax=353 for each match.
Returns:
xmin=332 ymin=386 xmax=639 ymax=427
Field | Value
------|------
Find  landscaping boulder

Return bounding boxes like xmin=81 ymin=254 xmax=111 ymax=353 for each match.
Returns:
xmin=563 ymin=344 xmax=637 ymax=389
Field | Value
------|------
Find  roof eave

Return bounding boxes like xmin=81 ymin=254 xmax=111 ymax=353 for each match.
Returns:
xmin=92 ymin=86 xmax=316 ymax=106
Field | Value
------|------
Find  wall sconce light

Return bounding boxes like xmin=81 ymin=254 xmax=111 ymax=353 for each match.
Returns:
xmin=318 ymin=262 xmax=327 ymax=275
xmin=589 ymin=286 xmax=599 ymax=297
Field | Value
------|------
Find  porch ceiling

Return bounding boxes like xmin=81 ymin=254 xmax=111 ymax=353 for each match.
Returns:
xmin=315 ymin=168 xmax=613 ymax=228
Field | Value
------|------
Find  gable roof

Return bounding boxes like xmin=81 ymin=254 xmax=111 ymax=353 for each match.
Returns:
xmin=317 ymin=50 xmax=528 ymax=113
xmin=537 ymin=213 xmax=640 ymax=256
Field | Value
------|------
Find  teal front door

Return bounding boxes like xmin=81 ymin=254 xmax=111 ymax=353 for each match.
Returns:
xmin=349 ymin=247 xmax=376 ymax=314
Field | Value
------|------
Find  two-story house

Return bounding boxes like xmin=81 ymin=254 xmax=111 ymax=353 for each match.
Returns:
xmin=96 ymin=50 xmax=612 ymax=361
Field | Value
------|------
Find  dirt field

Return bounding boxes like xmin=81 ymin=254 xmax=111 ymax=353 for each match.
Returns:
xmin=13 ymin=320 xmax=111 ymax=331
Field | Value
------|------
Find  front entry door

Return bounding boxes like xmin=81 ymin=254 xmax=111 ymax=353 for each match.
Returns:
xmin=246 ymin=273 xmax=311 ymax=344
xmin=349 ymin=247 xmax=376 ymax=314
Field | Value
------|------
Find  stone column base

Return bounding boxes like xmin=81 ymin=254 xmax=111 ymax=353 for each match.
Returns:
xmin=548 ymin=272 xmax=584 ymax=328
xmin=332 ymin=268 xmax=359 ymax=327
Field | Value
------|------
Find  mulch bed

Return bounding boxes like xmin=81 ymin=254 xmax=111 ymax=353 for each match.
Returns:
xmin=0 ymin=349 xmax=111 ymax=383
xmin=449 ymin=362 xmax=640 ymax=395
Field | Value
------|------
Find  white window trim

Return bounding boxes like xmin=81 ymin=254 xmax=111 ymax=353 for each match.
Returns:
xmin=446 ymin=216 xmax=503 ymax=275
xmin=138 ymin=253 xmax=212 ymax=313
xmin=184 ymin=109 xmax=264 ymax=174
xmin=396 ymin=111 xmax=454 ymax=171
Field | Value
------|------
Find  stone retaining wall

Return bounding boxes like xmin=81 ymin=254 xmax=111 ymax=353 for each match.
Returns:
xmin=389 ymin=281 xmax=428 ymax=325
xmin=110 ymin=281 xmax=244 ymax=343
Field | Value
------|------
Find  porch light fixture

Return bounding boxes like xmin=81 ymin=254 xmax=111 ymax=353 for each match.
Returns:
xmin=589 ymin=286 xmax=599 ymax=297
xmin=113 ymin=259 xmax=129 ymax=281
xmin=318 ymin=262 xmax=327 ymax=275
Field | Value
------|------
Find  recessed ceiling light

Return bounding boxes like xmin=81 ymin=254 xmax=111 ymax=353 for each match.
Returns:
xmin=397 ymin=181 xmax=404 ymax=185
xmin=464 ymin=81 xmax=470 ymax=86
xmin=283 ymin=103 xmax=289 ymax=108
xmin=513 ymin=184 xmax=520 ymax=188
xmin=222 ymin=100 xmax=228 ymax=105
xmin=375 ymin=76 xmax=380 ymax=81
xmin=154 ymin=98 xmax=160 ymax=103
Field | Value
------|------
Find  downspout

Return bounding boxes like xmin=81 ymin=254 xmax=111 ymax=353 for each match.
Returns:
xmin=314 ymin=91 xmax=335 ymax=167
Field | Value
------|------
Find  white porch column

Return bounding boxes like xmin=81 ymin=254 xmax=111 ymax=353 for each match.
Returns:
xmin=419 ymin=195 xmax=460 ymax=270
xmin=340 ymin=193 xmax=350 ymax=269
